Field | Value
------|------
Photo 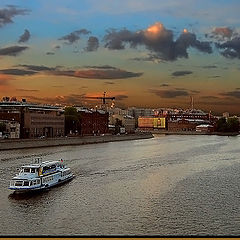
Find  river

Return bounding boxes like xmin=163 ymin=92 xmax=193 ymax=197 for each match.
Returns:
xmin=0 ymin=134 xmax=240 ymax=236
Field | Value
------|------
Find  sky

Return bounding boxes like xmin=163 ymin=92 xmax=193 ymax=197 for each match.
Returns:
xmin=0 ymin=0 xmax=240 ymax=114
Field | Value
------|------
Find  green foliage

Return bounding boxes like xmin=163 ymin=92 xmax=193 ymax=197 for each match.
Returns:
xmin=0 ymin=122 xmax=6 ymax=132
xmin=64 ymin=106 xmax=78 ymax=116
xmin=64 ymin=107 xmax=80 ymax=135
xmin=216 ymin=117 xmax=239 ymax=132
xmin=227 ymin=117 xmax=239 ymax=132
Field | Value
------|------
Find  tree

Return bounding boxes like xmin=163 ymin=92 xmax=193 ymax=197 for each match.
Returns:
xmin=216 ymin=117 xmax=228 ymax=132
xmin=64 ymin=107 xmax=80 ymax=135
xmin=227 ymin=117 xmax=239 ymax=132
xmin=0 ymin=122 xmax=6 ymax=132
xmin=64 ymin=106 xmax=78 ymax=116
xmin=216 ymin=117 xmax=240 ymax=132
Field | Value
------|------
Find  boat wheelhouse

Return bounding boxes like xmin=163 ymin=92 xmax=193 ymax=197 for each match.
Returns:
xmin=9 ymin=158 xmax=74 ymax=193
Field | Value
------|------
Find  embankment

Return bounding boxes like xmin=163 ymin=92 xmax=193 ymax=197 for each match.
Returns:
xmin=150 ymin=130 xmax=239 ymax=136
xmin=0 ymin=133 xmax=153 ymax=151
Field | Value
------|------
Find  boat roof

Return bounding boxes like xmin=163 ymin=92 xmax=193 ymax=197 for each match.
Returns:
xmin=21 ymin=160 xmax=62 ymax=168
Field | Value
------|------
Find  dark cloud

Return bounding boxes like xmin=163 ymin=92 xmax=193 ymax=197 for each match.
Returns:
xmin=216 ymin=37 xmax=240 ymax=59
xmin=18 ymin=64 xmax=57 ymax=71
xmin=150 ymin=89 xmax=189 ymax=98
xmin=175 ymin=87 xmax=186 ymax=90
xmin=220 ymin=90 xmax=240 ymax=98
xmin=202 ymin=65 xmax=217 ymax=69
xmin=104 ymin=81 xmax=115 ymax=85
xmin=0 ymin=68 xmax=36 ymax=75
xmin=0 ymin=5 xmax=30 ymax=28
xmin=84 ymin=65 xmax=117 ymax=69
xmin=16 ymin=89 xmax=39 ymax=92
xmin=0 ymin=46 xmax=29 ymax=56
xmin=59 ymin=29 xmax=91 ymax=44
xmin=115 ymin=95 xmax=128 ymax=100
xmin=85 ymin=36 xmax=99 ymax=51
xmin=2 ymin=64 xmax=142 ymax=80
xmin=207 ymin=75 xmax=221 ymax=78
xmin=104 ymin=22 xmax=212 ymax=61
xmin=18 ymin=29 xmax=30 ymax=43
xmin=51 ymin=68 xmax=143 ymax=79
xmin=171 ymin=71 xmax=193 ymax=77
xmin=160 ymin=83 xmax=169 ymax=87
xmin=131 ymin=54 xmax=164 ymax=63
xmin=46 ymin=52 xmax=55 ymax=55
xmin=54 ymin=45 xmax=61 ymax=49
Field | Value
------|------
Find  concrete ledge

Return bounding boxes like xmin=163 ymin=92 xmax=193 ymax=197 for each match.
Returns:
xmin=150 ymin=130 xmax=239 ymax=136
xmin=0 ymin=133 xmax=154 ymax=151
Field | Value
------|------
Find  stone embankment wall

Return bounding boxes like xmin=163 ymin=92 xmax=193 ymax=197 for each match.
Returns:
xmin=0 ymin=133 xmax=153 ymax=151
xmin=150 ymin=130 xmax=239 ymax=136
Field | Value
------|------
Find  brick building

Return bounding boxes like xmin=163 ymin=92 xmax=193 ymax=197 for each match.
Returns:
xmin=167 ymin=119 xmax=198 ymax=131
xmin=77 ymin=108 xmax=109 ymax=135
xmin=0 ymin=98 xmax=64 ymax=138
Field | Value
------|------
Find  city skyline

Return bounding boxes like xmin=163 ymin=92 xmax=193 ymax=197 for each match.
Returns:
xmin=0 ymin=0 xmax=240 ymax=114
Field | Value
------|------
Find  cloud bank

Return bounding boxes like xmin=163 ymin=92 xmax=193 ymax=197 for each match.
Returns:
xmin=0 ymin=46 xmax=29 ymax=56
xmin=104 ymin=22 xmax=212 ymax=61
xmin=0 ymin=5 xmax=29 ymax=28
xmin=0 ymin=65 xmax=143 ymax=80
xmin=59 ymin=29 xmax=91 ymax=44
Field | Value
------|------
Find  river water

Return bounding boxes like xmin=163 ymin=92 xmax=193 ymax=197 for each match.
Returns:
xmin=0 ymin=134 xmax=240 ymax=236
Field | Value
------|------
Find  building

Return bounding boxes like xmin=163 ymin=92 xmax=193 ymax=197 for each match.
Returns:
xmin=109 ymin=114 xmax=136 ymax=133
xmin=223 ymin=112 xmax=230 ymax=118
xmin=0 ymin=120 xmax=20 ymax=138
xmin=168 ymin=119 xmax=198 ymax=132
xmin=138 ymin=117 xmax=166 ymax=130
xmin=196 ymin=124 xmax=214 ymax=132
xmin=166 ymin=109 xmax=217 ymax=132
xmin=76 ymin=108 xmax=109 ymax=135
xmin=0 ymin=98 xmax=64 ymax=138
xmin=128 ymin=107 xmax=155 ymax=119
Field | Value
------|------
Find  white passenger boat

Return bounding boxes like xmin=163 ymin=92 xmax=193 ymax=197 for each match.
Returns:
xmin=9 ymin=158 xmax=74 ymax=193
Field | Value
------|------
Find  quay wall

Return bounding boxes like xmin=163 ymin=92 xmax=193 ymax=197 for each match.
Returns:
xmin=150 ymin=130 xmax=239 ymax=136
xmin=0 ymin=133 xmax=153 ymax=151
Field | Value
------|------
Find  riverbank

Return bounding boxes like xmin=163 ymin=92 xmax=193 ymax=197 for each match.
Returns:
xmin=0 ymin=133 xmax=153 ymax=151
xmin=149 ymin=130 xmax=239 ymax=136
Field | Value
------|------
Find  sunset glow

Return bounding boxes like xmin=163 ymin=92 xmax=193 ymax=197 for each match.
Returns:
xmin=0 ymin=0 xmax=239 ymax=114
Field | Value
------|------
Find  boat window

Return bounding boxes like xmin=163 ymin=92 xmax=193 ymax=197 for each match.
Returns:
xmin=31 ymin=168 xmax=35 ymax=173
xmin=15 ymin=181 xmax=23 ymax=186
xmin=23 ymin=181 xmax=29 ymax=186
xmin=30 ymin=181 xmax=33 ymax=186
xmin=37 ymin=179 xmax=40 ymax=184
xmin=24 ymin=168 xmax=30 ymax=173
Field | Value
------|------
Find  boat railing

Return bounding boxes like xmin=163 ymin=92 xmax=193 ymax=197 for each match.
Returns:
xmin=32 ymin=157 xmax=42 ymax=164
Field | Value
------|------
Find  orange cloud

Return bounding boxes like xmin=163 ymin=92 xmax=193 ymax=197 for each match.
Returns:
xmin=144 ymin=22 xmax=170 ymax=40
xmin=212 ymin=27 xmax=233 ymax=38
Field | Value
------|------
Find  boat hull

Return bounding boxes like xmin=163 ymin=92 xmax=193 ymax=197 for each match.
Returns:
xmin=9 ymin=175 xmax=75 ymax=194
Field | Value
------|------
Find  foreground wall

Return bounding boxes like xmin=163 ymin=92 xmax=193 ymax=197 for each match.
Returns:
xmin=0 ymin=133 xmax=153 ymax=151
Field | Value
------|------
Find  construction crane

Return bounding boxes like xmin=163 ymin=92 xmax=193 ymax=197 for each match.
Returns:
xmin=85 ymin=92 xmax=115 ymax=109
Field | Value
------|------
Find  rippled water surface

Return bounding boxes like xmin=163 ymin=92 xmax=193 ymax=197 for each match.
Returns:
xmin=0 ymin=135 xmax=240 ymax=236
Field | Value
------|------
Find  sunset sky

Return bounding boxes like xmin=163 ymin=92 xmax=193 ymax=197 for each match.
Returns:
xmin=0 ymin=0 xmax=240 ymax=114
